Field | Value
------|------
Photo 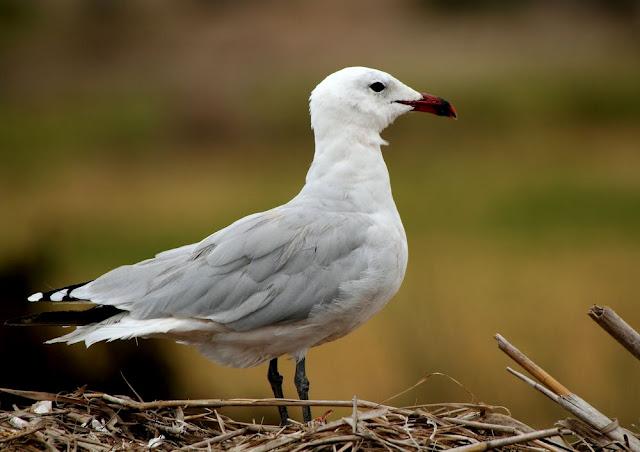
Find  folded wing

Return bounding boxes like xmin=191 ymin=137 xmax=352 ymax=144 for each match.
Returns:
xmin=71 ymin=207 xmax=373 ymax=331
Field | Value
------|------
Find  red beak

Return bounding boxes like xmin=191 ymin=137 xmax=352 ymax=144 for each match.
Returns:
xmin=396 ymin=93 xmax=457 ymax=119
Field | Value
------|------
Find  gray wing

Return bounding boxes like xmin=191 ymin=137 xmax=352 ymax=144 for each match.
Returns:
xmin=71 ymin=207 xmax=373 ymax=331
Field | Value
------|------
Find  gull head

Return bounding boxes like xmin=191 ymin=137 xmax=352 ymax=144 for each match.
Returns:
xmin=309 ymin=66 xmax=456 ymax=135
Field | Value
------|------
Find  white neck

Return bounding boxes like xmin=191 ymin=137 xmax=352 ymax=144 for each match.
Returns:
xmin=295 ymin=123 xmax=399 ymax=215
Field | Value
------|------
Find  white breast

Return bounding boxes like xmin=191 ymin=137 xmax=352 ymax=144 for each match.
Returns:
xmin=196 ymin=214 xmax=407 ymax=368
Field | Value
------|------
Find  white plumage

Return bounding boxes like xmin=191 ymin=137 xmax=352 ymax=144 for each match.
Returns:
xmin=29 ymin=67 xmax=456 ymax=371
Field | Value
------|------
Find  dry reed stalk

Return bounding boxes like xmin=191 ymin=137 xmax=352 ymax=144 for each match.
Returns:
xmin=496 ymin=333 xmax=640 ymax=451
xmin=588 ymin=305 xmax=640 ymax=361
xmin=447 ymin=427 xmax=567 ymax=452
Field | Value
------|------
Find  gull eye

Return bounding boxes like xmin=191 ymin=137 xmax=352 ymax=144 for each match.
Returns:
xmin=369 ymin=82 xmax=385 ymax=93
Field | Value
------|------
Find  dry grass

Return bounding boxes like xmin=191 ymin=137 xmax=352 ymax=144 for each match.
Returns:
xmin=3 ymin=325 xmax=638 ymax=451
xmin=0 ymin=387 xmax=633 ymax=451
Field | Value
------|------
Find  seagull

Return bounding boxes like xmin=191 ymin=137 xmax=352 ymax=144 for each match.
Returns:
xmin=9 ymin=67 xmax=456 ymax=425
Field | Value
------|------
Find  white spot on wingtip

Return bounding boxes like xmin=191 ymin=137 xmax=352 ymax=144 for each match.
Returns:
xmin=50 ymin=289 xmax=68 ymax=302
xmin=28 ymin=292 xmax=43 ymax=302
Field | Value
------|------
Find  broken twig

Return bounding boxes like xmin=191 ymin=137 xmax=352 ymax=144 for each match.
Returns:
xmin=588 ymin=305 xmax=640 ymax=361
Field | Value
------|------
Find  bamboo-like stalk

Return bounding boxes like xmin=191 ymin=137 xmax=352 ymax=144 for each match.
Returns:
xmin=495 ymin=334 xmax=640 ymax=451
xmin=495 ymin=334 xmax=570 ymax=396
xmin=588 ymin=305 xmax=640 ymax=361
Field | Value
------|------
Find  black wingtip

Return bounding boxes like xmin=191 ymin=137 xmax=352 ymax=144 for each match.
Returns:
xmin=5 ymin=306 xmax=123 ymax=327
xmin=28 ymin=280 xmax=93 ymax=303
xmin=5 ymin=313 xmax=44 ymax=326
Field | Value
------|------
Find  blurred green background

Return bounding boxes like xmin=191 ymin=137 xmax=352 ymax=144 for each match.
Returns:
xmin=1 ymin=0 xmax=639 ymax=427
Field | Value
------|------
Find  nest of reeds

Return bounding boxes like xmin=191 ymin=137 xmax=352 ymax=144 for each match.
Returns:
xmin=1 ymin=306 xmax=637 ymax=451
xmin=0 ymin=387 xmax=631 ymax=451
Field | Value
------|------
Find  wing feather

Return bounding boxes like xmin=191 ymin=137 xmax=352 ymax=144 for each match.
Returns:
xmin=71 ymin=206 xmax=373 ymax=331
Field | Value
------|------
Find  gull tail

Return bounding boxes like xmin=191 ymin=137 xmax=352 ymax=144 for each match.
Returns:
xmin=5 ymin=305 xmax=124 ymax=327
xmin=27 ymin=281 xmax=93 ymax=303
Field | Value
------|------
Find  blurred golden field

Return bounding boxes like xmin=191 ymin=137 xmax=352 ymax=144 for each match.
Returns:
xmin=1 ymin=0 xmax=639 ymax=427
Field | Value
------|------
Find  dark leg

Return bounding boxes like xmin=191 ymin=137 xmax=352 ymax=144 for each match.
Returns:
xmin=267 ymin=358 xmax=289 ymax=425
xmin=294 ymin=358 xmax=312 ymax=423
